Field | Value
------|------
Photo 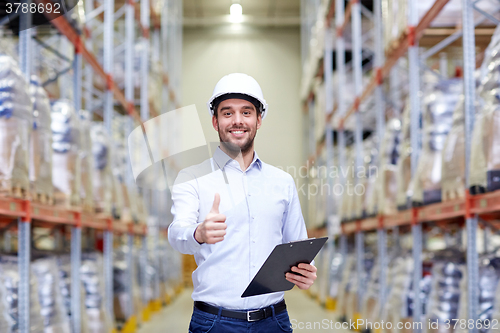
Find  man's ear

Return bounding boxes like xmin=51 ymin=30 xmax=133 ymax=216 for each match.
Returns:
xmin=212 ymin=114 xmax=218 ymax=132
xmin=256 ymin=111 xmax=262 ymax=130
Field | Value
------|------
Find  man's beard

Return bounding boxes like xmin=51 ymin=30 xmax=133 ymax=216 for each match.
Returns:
xmin=218 ymin=125 xmax=256 ymax=157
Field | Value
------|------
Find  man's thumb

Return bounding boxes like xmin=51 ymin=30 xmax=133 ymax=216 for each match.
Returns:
xmin=210 ymin=193 xmax=220 ymax=214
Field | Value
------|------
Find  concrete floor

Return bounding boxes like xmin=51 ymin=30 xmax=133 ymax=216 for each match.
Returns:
xmin=137 ymin=287 xmax=349 ymax=333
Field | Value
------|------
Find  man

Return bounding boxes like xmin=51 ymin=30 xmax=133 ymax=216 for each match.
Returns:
xmin=168 ymin=73 xmax=316 ymax=333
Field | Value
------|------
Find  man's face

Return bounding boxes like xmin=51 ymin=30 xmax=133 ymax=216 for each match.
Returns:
xmin=212 ymin=98 xmax=262 ymax=154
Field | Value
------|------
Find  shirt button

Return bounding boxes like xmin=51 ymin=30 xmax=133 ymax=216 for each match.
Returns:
xmin=252 ymin=240 xmax=256 ymax=243
xmin=248 ymin=193 xmax=251 ymax=196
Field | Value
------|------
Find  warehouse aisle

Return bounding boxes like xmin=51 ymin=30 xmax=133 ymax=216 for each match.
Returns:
xmin=138 ymin=288 xmax=347 ymax=333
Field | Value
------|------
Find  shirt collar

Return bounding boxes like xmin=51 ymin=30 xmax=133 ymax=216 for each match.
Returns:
xmin=213 ymin=146 xmax=262 ymax=171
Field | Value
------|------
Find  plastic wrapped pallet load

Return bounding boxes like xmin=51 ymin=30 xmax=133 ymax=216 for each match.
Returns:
xmin=377 ymin=118 xmax=401 ymax=215
xmin=113 ymin=246 xmax=135 ymax=325
xmin=32 ymin=257 xmax=71 ymax=333
xmin=0 ymin=255 xmax=45 ymax=333
xmin=396 ymin=101 xmax=412 ymax=210
xmin=51 ymin=99 xmax=81 ymax=207
xmin=57 ymin=255 xmax=90 ymax=333
xmin=79 ymin=110 xmax=94 ymax=212
xmin=455 ymin=254 xmax=500 ymax=333
xmin=470 ymin=25 xmax=500 ymax=193
xmin=362 ymin=136 xmax=380 ymax=218
xmin=411 ymin=78 xmax=462 ymax=206
xmin=424 ymin=249 xmax=465 ymax=333
xmin=91 ymin=123 xmax=113 ymax=215
xmin=29 ymin=75 xmax=53 ymax=204
xmin=0 ymin=53 xmax=33 ymax=198
xmin=81 ymin=252 xmax=114 ymax=333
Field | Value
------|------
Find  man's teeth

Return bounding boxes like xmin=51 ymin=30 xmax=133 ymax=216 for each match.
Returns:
xmin=232 ymin=130 xmax=244 ymax=134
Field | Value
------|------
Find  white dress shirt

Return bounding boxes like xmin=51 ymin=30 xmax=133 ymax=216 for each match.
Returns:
xmin=168 ymin=147 xmax=308 ymax=310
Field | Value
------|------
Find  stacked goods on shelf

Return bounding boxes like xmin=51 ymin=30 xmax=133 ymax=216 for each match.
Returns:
xmin=149 ymin=61 xmax=163 ymax=115
xmin=470 ymin=25 xmax=500 ymax=193
xmin=51 ymin=100 xmax=81 ymax=207
xmin=91 ymin=123 xmax=113 ymax=215
xmin=32 ymin=257 xmax=71 ymax=333
xmin=424 ymin=249 xmax=465 ymax=333
xmin=341 ymin=148 xmax=356 ymax=221
xmin=328 ymin=252 xmax=345 ymax=308
xmin=158 ymin=243 xmax=170 ymax=303
xmin=455 ymin=254 xmax=500 ymax=333
xmin=57 ymin=255 xmax=91 ymax=333
xmin=0 ymin=53 xmax=33 ymax=198
xmin=376 ymin=118 xmax=401 ymax=215
xmin=79 ymin=110 xmax=94 ymax=212
xmin=0 ymin=255 xmax=44 ymax=332
xmin=81 ymin=252 xmax=114 ymax=333
xmin=380 ymin=255 xmax=414 ymax=333
xmin=338 ymin=253 xmax=375 ymax=321
xmin=361 ymin=251 xmax=398 ymax=332
xmin=362 ymin=137 xmax=380 ymax=218
xmin=112 ymin=114 xmax=136 ymax=222
xmin=441 ymin=94 xmax=468 ymax=201
xmin=29 ymin=76 xmax=53 ymax=204
xmin=396 ymin=101 xmax=412 ymax=210
xmin=411 ymin=78 xmax=462 ymax=206
xmin=336 ymin=255 xmax=355 ymax=320
xmin=113 ymin=246 xmax=134 ymax=325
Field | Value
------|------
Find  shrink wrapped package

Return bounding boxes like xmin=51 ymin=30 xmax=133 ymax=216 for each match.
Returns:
xmin=91 ymin=123 xmax=113 ymax=215
xmin=425 ymin=249 xmax=465 ymax=333
xmin=32 ymin=257 xmax=71 ymax=333
xmin=470 ymin=25 xmax=500 ymax=193
xmin=377 ymin=118 xmax=401 ymax=215
xmin=337 ymin=255 xmax=355 ymax=320
xmin=411 ymin=78 xmax=462 ymax=205
xmin=29 ymin=76 xmax=53 ymax=203
xmin=361 ymin=251 xmax=399 ymax=329
xmin=0 ymin=54 xmax=32 ymax=197
xmin=113 ymin=245 xmax=140 ymax=324
xmin=344 ymin=254 xmax=375 ymax=321
xmin=341 ymin=149 xmax=356 ymax=221
xmin=362 ymin=136 xmax=380 ymax=217
xmin=0 ymin=255 xmax=45 ymax=333
xmin=328 ymin=252 xmax=345 ymax=306
xmin=81 ymin=252 xmax=114 ymax=333
xmin=396 ymin=101 xmax=412 ymax=209
xmin=57 ymin=255 xmax=90 ymax=333
xmin=456 ymin=255 xmax=500 ymax=333
xmin=441 ymin=96 xmax=466 ymax=201
xmin=79 ymin=110 xmax=94 ymax=212
xmin=381 ymin=256 xmax=413 ymax=333
xmin=51 ymin=100 xmax=81 ymax=207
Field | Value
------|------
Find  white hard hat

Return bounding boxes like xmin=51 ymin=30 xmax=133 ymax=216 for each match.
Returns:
xmin=207 ymin=73 xmax=268 ymax=120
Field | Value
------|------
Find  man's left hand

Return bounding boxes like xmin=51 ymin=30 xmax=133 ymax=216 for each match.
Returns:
xmin=285 ymin=263 xmax=317 ymax=290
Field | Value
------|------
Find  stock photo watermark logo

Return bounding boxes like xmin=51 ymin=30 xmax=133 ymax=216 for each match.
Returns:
xmin=127 ymin=105 xmax=213 ymax=191
xmin=127 ymin=104 xmax=379 ymax=203
xmin=1 ymin=0 xmax=80 ymax=30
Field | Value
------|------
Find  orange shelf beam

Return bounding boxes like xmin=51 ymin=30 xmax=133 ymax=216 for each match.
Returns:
xmin=341 ymin=190 xmax=500 ymax=234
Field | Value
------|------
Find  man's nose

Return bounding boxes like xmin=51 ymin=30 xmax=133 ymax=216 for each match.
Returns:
xmin=232 ymin=112 xmax=243 ymax=124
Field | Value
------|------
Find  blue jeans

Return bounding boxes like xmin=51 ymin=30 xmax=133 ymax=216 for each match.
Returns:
xmin=188 ymin=305 xmax=293 ymax=333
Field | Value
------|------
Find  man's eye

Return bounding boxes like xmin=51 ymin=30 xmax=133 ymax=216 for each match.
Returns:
xmin=224 ymin=112 xmax=232 ymax=116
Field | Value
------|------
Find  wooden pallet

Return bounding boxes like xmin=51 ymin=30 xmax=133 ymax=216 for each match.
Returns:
xmin=0 ymin=185 xmax=29 ymax=199
xmin=32 ymin=192 xmax=54 ymax=205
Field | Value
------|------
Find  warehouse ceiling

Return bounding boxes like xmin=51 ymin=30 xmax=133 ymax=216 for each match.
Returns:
xmin=183 ymin=0 xmax=301 ymax=27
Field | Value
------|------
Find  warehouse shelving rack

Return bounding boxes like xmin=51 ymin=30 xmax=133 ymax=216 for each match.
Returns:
xmin=0 ymin=0 xmax=183 ymax=332
xmin=301 ymin=0 xmax=500 ymax=331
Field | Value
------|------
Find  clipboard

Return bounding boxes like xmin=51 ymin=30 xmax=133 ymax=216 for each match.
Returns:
xmin=241 ymin=237 xmax=328 ymax=298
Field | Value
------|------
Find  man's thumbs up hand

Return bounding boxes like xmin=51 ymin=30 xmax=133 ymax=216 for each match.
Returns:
xmin=195 ymin=193 xmax=227 ymax=244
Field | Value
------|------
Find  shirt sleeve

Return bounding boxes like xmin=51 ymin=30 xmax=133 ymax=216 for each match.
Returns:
xmin=168 ymin=172 xmax=203 ymax=255
xmin=281 ymin=174 xmax=309 ymax=243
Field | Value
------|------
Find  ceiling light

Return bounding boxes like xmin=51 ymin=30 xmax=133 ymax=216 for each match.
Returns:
xmin=230 ymin=3 xmax=243 ymax=23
